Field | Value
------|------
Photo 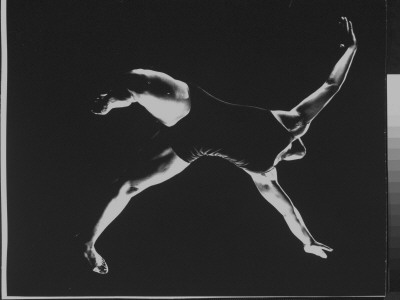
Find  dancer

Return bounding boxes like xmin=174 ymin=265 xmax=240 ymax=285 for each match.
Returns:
xmin=84 ymin=17 xmax=357 ymax=274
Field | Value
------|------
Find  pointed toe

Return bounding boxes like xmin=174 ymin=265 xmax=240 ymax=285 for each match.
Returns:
xmin=93 ymin=258 xmax=108 ymax=274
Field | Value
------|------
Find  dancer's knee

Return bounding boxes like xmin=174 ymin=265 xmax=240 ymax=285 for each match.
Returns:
xmin=290 ymin=117 xmax=310 ymax=138
xmin=272 ymin=109 xmax=310 ymax=138
xmin=119 ymin=180 xmax=143 ymax=198
xmin=119 ymin=172 xmax=161 ymax=197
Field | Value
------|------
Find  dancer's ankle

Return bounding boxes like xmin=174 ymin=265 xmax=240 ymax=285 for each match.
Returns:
xmin=84 ymin=241 xmax=95 ymax=251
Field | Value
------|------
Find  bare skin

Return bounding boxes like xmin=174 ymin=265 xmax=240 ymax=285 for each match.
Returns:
xmin=93 ymin=69 xmax=191 ymax=127
xmin=84 ymin=147 xmax=189 ymax=273
xmin=84 ymin=17 xmax=357 ymax=273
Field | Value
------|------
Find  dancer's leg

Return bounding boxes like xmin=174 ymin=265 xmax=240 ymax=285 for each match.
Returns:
xmin=246 ymin=168 xmax=333 ymax=259
xmin=83 ymin=148 xmax=189 ymax=274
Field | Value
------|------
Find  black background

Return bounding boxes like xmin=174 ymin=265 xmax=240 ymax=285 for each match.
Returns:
xmin=6 ymin=0 xmax=386 ymax=296
xmin=388 ymin=0 xmax=400 ymax=74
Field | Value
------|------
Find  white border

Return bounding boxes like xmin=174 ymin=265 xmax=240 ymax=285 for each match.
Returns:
xmin=0 ymin=296 xmax=386 ymax=299
xmin=1 ymin=0 xmax=9 ymax=298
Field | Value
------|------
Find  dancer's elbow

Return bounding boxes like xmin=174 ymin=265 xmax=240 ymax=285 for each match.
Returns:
xmin=324 ymin=80 xmax=341 ymax=93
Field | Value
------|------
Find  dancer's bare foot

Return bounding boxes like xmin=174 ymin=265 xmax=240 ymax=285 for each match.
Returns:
xmin=83 ymin=245 xmax=109 ymax=274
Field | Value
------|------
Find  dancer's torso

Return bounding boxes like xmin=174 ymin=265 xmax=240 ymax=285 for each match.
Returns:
xmin=168 ymin=85 xmax=294 ymax=173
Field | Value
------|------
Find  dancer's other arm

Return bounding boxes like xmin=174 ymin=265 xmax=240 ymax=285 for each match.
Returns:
xmin=92 ymin=69 xmax=187 ymax=115
xmin=251 ymin=168 xmax=333 ymax=259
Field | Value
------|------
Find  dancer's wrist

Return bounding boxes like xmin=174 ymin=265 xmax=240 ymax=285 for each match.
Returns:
xmin=348 ymin=44 xmax=357 ymax=51
xmin=303 ymin=237 xmax=315 ymax=246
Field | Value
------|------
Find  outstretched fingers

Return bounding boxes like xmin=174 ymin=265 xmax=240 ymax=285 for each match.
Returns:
xmin=304 ymin=242 xmax=333 ymax=259
xmin=349 ymin=20 xmax=357 ymax=45
xmin=318 ymin=249 xmax=328 ymax=259
xmin=320 ymin=243 xmax=334 ymax=252
xmin=313 ymin=247 xmax=328 ymax=259
xmin=342 ymin=16 xmax=349 ymax=33
xmin=348 ymin=20 xmax=353 ymax=32
xmin=339 ymin=16 xmax=357 ymax=48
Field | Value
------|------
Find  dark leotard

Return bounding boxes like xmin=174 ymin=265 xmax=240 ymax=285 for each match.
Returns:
xmin=169 ymin=85 xmax=293 ymax=173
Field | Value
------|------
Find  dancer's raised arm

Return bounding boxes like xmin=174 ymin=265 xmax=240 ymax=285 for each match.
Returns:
xmin=249 ymin=168 xmax=333 ymax=259
xmin=291 ymin=17 xmax=357 ymax=125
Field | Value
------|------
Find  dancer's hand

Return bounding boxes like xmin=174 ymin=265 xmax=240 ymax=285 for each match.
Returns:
xmin=304 ymin=240 xmax=333 ymax=259
xmin=92 ymin=92 xmax=112 ymax=115
xmin=92 ymin=91 xmax=133 ymax=115
xmin=339 ymin=16 xmax=357 ymax=49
